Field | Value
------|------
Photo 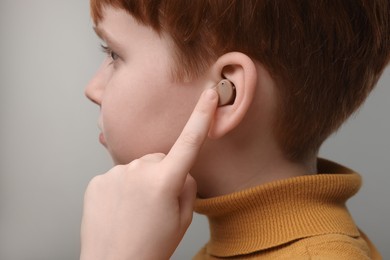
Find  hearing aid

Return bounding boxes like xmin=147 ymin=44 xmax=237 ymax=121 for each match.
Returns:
xmin=214 ymin=79 xmax=236 ymax=106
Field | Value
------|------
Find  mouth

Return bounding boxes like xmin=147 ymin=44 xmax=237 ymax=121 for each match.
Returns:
xmin=99 ymin=132 xmax=107 ymax=146
xmin=97 ymin=119 xmax=107 ymax=146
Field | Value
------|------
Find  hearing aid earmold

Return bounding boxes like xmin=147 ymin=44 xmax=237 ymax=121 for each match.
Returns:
xmin=214 ymin=79 xmax=236 ymax=106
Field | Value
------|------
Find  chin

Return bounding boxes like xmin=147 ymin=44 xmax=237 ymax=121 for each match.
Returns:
xmin=110 ymin=155 xmax=129 ymax=165
xmin=110 ymin=151 xmax=139 ymax=165
xmin=107 ymin=149 xmax=126 ymax=165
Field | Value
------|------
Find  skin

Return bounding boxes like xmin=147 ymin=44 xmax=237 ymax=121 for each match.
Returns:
xmin=81 ymin=89 xmax=219 ymax=260
xmin=86 ymin=9 xmax=208 ymax=164
xmin=81 ymin=6 xmax=318 ymax=259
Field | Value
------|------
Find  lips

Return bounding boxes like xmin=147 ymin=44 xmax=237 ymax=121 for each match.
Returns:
xmin=98 ymin=118 xmax=107 ymax=146
xmin=99 ymin=132 xmax=107 ymax=145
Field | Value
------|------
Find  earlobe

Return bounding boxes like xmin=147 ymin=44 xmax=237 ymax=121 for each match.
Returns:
xmin=208 ymin=52 xmax=258 ymax=139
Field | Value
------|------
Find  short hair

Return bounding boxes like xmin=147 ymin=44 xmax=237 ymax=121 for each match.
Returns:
xmin=90 ymin=0 xmax=390 ymax=162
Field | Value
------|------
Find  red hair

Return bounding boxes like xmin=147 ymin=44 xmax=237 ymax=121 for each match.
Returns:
xmin=90 ymin=0 xmax=390 ymax=161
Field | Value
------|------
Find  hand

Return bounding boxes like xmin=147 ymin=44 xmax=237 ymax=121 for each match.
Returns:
xmin=80 ymin=89 xmax=219 ymax=260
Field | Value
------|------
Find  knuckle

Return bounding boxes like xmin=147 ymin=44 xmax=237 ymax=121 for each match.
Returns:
xmin=84 ymin=174 xmax=104 ymax=197
xmin=181 ymin=132 xmax=203 ymax=148
xmin=113 ymin=164 xmax=125 ymax=170
xmin=153 ymin=152 xmax=166 ymax=159
xmin=88 ymin=174 xmax=103 ymax=187
xmin=140 ymin=153 xmax=166 ymax=162
xmin=106 ymin=165 xmax=125 ymax=178
xmin=153 ymin=173 xmax=173 ymax=192
xmin=127 ymin=159 xmax=143 ymax=169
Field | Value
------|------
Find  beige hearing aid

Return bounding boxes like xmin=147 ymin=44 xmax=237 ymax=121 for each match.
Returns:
xmin=214 ymin=79 xmax=236 ymax=106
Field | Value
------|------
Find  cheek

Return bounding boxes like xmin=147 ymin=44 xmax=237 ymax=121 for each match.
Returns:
xmin=101 ymin=76 xmax=199 ymax=164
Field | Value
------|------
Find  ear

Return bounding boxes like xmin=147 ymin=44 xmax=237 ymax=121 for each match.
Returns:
xmin=208 ymin=52 xmax=257 ymax=139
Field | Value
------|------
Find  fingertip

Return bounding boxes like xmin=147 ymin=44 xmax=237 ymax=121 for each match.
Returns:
xmin=204 ymin=88 xmax=218 ymax=102
xmin=196 ymin=89 xmax=218 ymax=115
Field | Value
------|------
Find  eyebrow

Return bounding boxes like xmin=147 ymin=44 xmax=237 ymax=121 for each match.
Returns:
xmin=93 ymin=26 xmax=121 ymax=48
xmin=93 ymin=26 xmax=106 ymax=40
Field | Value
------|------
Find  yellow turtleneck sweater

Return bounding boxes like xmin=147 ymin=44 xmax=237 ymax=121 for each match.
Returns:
xmin=193 ymin=159 xmax=381 ymax=259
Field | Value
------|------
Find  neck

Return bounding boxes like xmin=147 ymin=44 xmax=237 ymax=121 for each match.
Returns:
xmin=192 ymin=134 xmax=317 ymax=198
xmin=194 ymin=159 xmax=362 ymax=257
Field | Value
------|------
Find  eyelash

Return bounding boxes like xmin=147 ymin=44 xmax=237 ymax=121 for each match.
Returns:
xmin=100 ymin=44 xmax=119 ymax=61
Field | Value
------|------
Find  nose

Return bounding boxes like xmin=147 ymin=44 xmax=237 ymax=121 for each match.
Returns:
xmin=85 ymin=61 xmax=109 ymax=105
xmin=85 ymin=75 xmax=103 ymax=106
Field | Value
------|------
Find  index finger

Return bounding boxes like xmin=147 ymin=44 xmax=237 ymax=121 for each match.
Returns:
xmin=162 ymin=89 xmax=219 ymax=186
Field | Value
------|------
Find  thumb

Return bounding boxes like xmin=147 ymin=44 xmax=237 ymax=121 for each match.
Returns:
xmin=179 ymin=174 xmax=197 ymax=231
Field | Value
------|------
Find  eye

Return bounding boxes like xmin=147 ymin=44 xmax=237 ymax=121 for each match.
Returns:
xmin=100 ymin=44 xmax=119 ymax=61
xmin=110 ymin=51 xmax=119 ymax=61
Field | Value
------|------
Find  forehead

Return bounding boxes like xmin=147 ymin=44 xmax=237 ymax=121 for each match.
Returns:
xmin=90 ymin=0 xmax=125 ymax=25
xmin=92 ymin=7 xmax=134 ymax=45
xmin=93 ymin=6 xmax=167 ymax=44
xmin=93 ymin=6 xmax=176 ymax=73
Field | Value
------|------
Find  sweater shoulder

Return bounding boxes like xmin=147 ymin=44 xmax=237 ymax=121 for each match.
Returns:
xmin=301 ymin=233 xmax=376 ymax=259
xmin=260 ymin=233 xmax=376 ymax=260
xmin=193 ymin=233 xmax=380 ymax=259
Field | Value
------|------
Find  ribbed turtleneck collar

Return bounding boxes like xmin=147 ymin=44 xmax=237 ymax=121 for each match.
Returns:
xmin=194 ymin=159 xmax=362 ymax=257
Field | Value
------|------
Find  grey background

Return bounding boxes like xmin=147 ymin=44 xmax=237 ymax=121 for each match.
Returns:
xmin=0 ymin=1 xmax=388 ymax=259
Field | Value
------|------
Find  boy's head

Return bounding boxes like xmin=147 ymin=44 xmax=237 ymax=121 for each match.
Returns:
xmin=88 ymin=0 xmax=390 ymax=164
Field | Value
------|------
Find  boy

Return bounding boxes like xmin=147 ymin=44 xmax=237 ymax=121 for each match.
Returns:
xmin=80 ymin=1 xmax=389 ymax=259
